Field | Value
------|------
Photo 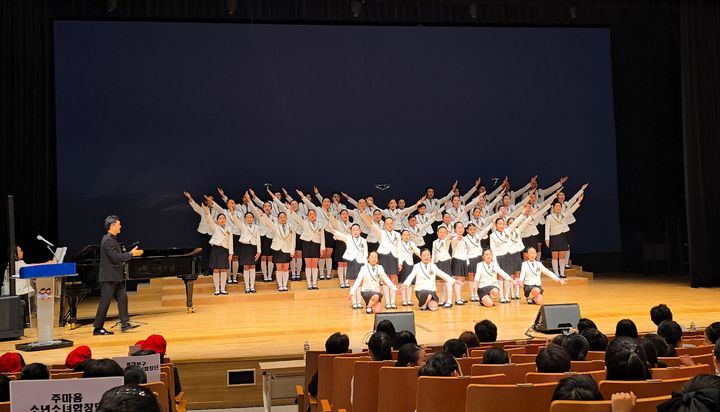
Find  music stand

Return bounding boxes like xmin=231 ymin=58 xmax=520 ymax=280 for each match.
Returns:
xmin=15 ymin=263 xmax=77 ymax=351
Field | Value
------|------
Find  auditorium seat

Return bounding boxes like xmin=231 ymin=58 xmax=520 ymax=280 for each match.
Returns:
xmin=469 ymin=349 xmax=486 ymax=358
xmin=691 ymin=353 xmax=714 ymax=366
xmin=316 ymin=353 xmax=364 ymax=411
xmin=676 ymin=345 xmax=714 ymax=356
xmin=500 ymin=347 xmax=530 ymax=356
xmin=658 ymin=357 xmax=684 ymax=367
xmin=525 ymin=370 xmax=606 ymax=384
xmin=570 ymin=360 xmax=606 ymax=372
xmin=351 ymin=360 xmax=395 ymax=412
xmin=417 ymin=375 xmax=506 ymax=412
xmin=50 ymin=371 xmax=83 ymax=379
xmin=378 ymin=366 xmax=418 ymax=412
xmin=598 ymin=377 xmax=690 ymax=399
xmin=456 ymin=357 xmax=485 ymax=375
xmin=585 ymin=351 xmax=605 ymax=361
xmin=0 ymin=402 xmax=8 ymax=412
xmin=650 ymin=364 xmax=712 ymax=379
xmin=471 ymin=362 xmax=536 ymax=383
xmin=550 ymin=395 xmax=671 ymax=412
xmin=141 ymin=380 xmax=169 ymax=412
xmin=465 ymin=382 xmax=558 ymax=412
xmin=510 ymin=353 xmax=537 ymax=364
xmin=330 ymin=355 xmax=370 ymax=411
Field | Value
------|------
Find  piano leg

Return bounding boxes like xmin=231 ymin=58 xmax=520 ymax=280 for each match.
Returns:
xmin=184 ymin=278 xmax=195 ymax=313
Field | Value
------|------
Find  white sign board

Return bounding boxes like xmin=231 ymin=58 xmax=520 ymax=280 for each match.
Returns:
xmin=128 ymin=344 xmax=141 ymax=355
xmin=10 ymin=376 xmax=123 ymax=412
xmin=113 ymin=353 xmax=162 ymax=382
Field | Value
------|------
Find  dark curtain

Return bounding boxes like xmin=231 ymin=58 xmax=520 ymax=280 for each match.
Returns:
xmin=0 ymin=0 xmax=693 ymax=278
xmin=681 ymin=0 xmax=720 ymax=287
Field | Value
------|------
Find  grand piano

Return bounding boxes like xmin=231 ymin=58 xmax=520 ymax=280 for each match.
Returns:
xmin=60 ymin=246 xmax=201 ymax=327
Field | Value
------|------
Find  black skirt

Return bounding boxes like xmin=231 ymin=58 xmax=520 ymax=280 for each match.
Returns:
xmin=261 ymin=235 xmax=273 ymax=255
xmin=523 ymin=284 xmax=544 ymax=297
xmin=346 ymin=259 xmax=363 ymax=280
xmin=398 ymin=262 xmax=414 ymax=284
xmin=509 ymin=252 xmax=523 ymax=274
xmin=478 ymin=285 xmax=499 ymax=299
xmin=378 ymin=252 xmax=399 ymax=275
xmin=522 ymin=234 xmax=539 ymax=249
xmin=302 ymin=240 xmax=321 ymax=258
xmin=209 ymin=245 xmax=230 ymax=270
xmin=238 ymin=242 xmax=257 ymax=266
xmin=549 ymin=233 xmax=569 ymax=252
xmin=436 ymin=259 xmax=452 ymax=275
xmin=361 ymin=290 xmax=383 ymax=306
xmin=416 ymin=290 xmax=439 ymax=304
xmin=295 ymin=234 xmax=303 ymax=252
xmin=367 ymin=241 xmax=379 ymax=253
xmin=451 ymin=258 xmax=468 ymax=277
xmin=272 ymin=249 xmax=291 ymax=264
xmin=496 ymin=253 xmax=513 ymax=275
xmin=467 ymin=256 xmax=482 ymax=274
xmin=324 ymin=231 xmax=336 ymax=249
xmin=334 ymin=241 xmax=347 ymax=262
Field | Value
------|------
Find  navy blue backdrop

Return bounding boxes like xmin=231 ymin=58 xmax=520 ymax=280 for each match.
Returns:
xmin=54 ymin=22 xmax=620 ymax=255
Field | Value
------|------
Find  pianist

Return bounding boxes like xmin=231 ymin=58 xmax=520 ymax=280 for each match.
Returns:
xmin=92 ymin=215 xmax=144 ymax=336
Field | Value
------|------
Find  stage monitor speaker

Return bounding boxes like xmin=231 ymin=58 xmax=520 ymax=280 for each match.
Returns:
xmin=533 ymin=303 xmax=580 ymax=334
xmin=0 ymin=296 xmax=25 ymax=340
xmin=374 ymin=311 xmax=415 ymax=336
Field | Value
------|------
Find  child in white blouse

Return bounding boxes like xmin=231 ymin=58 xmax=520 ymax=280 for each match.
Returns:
xmin=348 ymin=252 xmax=398 ymax=314
xmin=519 ymin=247 xmax=567 ymax=305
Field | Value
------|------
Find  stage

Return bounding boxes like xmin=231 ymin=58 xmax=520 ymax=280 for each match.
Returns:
xmin=2 ymin=271 xmax=717 ymax=409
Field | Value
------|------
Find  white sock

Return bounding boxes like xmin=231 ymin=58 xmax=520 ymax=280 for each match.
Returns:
xmin=338 ymin=266 xmax=345 ymax=285
xmin=454 ymin=282 xmax=462 ymax=302
xmin=220 ymin=272 xmax=228 ymax=292
xmin=552 ymin=259 xmax=559 ymax=275
xmin=295 ymin=258 xmax=303 ymax=277
xmin=249 ymin=269 xmax=256 ymax=288
xmin=260 ymin=260 xmax=267 ymax=278
xmin=537 ymin=249 xmax=542 ymax=261
xmin=318 ymin=259 xmax=326 ymax=275
xmin=470 ymin=281 xmax=477 ymax=298
xmin=290 ymin=259 xmax=296 ymax=277
xmin=514 ymin=283 xmax=520 ymax=297
xmin=446 ymin=284 xmax=453 ymax=303
xmin=325 ymin=258 xmax=333 ymax=277
xmin=311 ymin=268 xmax=319 ymax=285
xmin=498 ymin=278 xmax=505 ymax=298
xmin=559 ymin=259 xmax=566 ymax=277
xmin=504 ymin=280 xmax=512 ymax=299
xmin=212 ymin=272 xmax=220 ymax=293
xmin=566 ymin=249 xmax=570 ymax=264
xmin=306 ymin=267 xmax=313 ymax=286
xmin=232 ymin=261 xmax=239 ymax=276
xmin=243 ymin=269 xmax=250 ymax=290
xmin=267 ymin=262 xmax=274 ymax=280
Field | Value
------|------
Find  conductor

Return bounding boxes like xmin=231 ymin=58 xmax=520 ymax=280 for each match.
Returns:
xmin=92 ymin=215 xmax=144 ymax=335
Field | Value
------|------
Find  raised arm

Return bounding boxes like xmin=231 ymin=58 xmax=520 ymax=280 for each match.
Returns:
xmin=313 ymin=186 xmax=324 ymax=204
xmin=539 ymin=177 xmax=567 ymax=198
xmin=461 ymin=192 xmax=483 ymax=215
xmin=436 ymin=180 xmax=458 ymax=205
xmin=486 ymin=189 xmax=505 ymax=211
xmin=399 ymin=195 xmax=427 ymax=217
xmin=217 ymin=187 xmax=230 ymax=204
xmin=486 ymin=178 xmax=506 ymax=202
xmin=342 ymin=192 xmax=359 ymax=208
xmin=460 ymin=178 xmax=481 ymax=203
xmin=202 ymin=204 xmax=217 ymax=231
xmin=249 ymin=189 xmax=264 ymax=208
xmin=296 ymin=189 xmax=318 ymax=212
xmin=184 ymin=191 xmax=204 ymax=215
xmin=539 ymin=191 xmax=560 ymax=210
xmin=567 ymin=183 xmax=588 ymax=207
xmin=511 ymin=176 xmax=536 ymax=201
xmin=564 ymin=194 xmax=584 ymax=217
xmin=359 ymin=211 xmax=381 ymax=237
xmin=282 ymin=187 xmax=295 ymax=204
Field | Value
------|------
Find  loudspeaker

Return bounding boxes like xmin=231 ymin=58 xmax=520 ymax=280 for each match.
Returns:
xmin=0 ymin=296 xmax=25 ymax=340
xmin=374 ymin=311 xmax=415 ymax=336
xmin=533 ymin=303 xmax=580 ymax=334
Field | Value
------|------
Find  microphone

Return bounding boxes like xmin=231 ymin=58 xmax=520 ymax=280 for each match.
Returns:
xmin=37 ymin=235 xmax=55 ymax=247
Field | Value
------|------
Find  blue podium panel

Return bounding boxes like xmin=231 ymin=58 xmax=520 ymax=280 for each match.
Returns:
xmin=18 ymin=263 xmax=77 ymax=279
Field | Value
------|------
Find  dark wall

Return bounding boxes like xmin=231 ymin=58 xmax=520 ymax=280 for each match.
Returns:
xmin=1 ymin=0 xmax=695 ymax=278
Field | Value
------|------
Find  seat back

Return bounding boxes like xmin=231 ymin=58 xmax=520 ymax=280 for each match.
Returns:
xmin=305 ymin=350 xmax=325 ymax=389
xmin=317 ymin=353 xmax=362 ymax=404
xmin=465 ymin=382 xmax=558 ymax=412
xmin=141 ymin=381 xmax=169 ymax=412
xmin=658 ymin=357 xmax=683 ymax=367
xmin=585 ymin=351 xmax=605 ymax=361
xmin=469 ymin=349 xmax=486 ymax=358
xmin=525 ymin=372 xmax=577 ymax=383
xmin=416 ymin=375 xmax=505 ymax=412
xmin=331 ymin=356 xmax=370 ymax=411
xmin=676 ymin=345 xmax=714 ymax=356
xmin=351 ymin=361 xmax=395 ymax=412
xmin=501 ymin=347 xmax=529 ymax=356
xmin=471 ymin=362 xmax=536 ymax=383
xmin=651 ymin=364 xmax=712 ymax=380
xmin=599 ymin=378 xmax=690 ymax=399
xmin=378 ymin=367 xmax=418 ymax=412
xmin=0 ymin=402 xmax=9 ymax=412
xmin=570 ymin=360 xmax=605 ymax=372
xmin=510 ymin=354 xmax=537 ymax=364
xmin=550 ymin=395 xmax=671 ymax=412
xmin=456 ymin=357 xmax=485 ymax=376
xmin=50 ymin=371 xmax=84 ymax=379
xmin=691 ymin=353 xmax=714 ymax=366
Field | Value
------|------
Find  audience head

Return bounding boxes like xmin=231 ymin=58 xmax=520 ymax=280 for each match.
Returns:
xmin=73 ymin=358 xmax=93 ymax=373
xmin=615 ymin=319 xmax=639 ymax=339
xmin=581 ymin=328 xmax=608 ymax=352
xmin=657 ymin=375 xmax=720 ymax=412
xmin=418 ymin=351 xmax=460 ymax=377
xmin=535 ymin=344 xmax=571 ymax=373
xmin=97 ymin=384 xmax=161 ymax=412
xmin=474 ymin=320 xmax=497 ymax=343
xmin=458 ymin=331 xmax=480 ymax=349
xmin=705 ymin=322 xmax=720 ymax=345
xmin=638 ymin=337 xmax=661 ymax=368
xmin=605 ymin=337 xmax=650 ymax=381
xmin=368 ymin=331 xmax=393 ymax=361
xmin=124 ymin=365 xmax=148 ymax=385
xmin=443 ymin=339 xmax=468 ymax=358
xmin=552 ymin=375 xmax=604 ymax=401
xmin=375 ymin=320 xmax=397 ymax=342
xmin=325 ymin=332 xmax=350 ymax=354
xmin=650 ymin=304 xmax=673 ymax=326
xmin=577 ymin=318 xmax=597 ymax=333
xmin=65 ymin=345 xmax=93 ymax=369
xmin=20 ymin=362 xmax=49 ymax=380
xmin=482 ymin=348 xmax=510 ymax=365
xmin=0 ymin=352 xmax=25 ymax=373
xmin=0 ymin=375 xmax=9 ymax=402
xmin=83 ymin=359 xmax=124 ymax=378
xmin=393 ymin=330 xmax=417 ymax=350
xmin=644 ymin=333 xmax=674 ymax=357
xmin=395 ymin=344 xmax=426 ymax=367
xmin=714 ymin=340 xmax=720 ymax=373
xmin=552 ymin=335 xmax=567 ymax=346
xmin=658 ymin=320 xmax=683 ymax=348
xmin=562 ymin=334 xmax=590 ymax=361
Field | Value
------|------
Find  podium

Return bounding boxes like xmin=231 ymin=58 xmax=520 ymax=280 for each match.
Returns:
xmin=15 ymin=263 xmax=77 ymax=351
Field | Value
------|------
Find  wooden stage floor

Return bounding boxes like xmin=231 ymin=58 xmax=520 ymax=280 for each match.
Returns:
xmin=2 ymin=273 xmax=718 ymax=409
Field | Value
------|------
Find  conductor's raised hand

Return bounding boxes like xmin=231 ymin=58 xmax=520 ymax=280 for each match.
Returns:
xmin=131 ymin=246 xmax=144 ymax=257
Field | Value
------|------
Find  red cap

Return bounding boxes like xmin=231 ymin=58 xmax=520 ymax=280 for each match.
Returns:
xmin=139 ymin=334 xmax=167 ymax=355
xmin=65 ymin=345 xmax=92 ymax=369
xmin=0 ymin=352 xmax=24 ymax=373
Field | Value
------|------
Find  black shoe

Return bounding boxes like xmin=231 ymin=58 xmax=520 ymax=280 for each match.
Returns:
xmin=93 ymin=328 xmax=114 ymax=335
xmin=121 ymin=323 xmax=140 ymax=332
